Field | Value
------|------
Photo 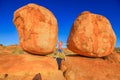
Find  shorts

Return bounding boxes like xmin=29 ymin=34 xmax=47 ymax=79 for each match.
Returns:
xmin=58 ymin=49 xmax=63 ymax=53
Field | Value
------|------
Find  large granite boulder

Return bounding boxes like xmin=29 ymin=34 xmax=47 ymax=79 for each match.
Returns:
xmin=67 ymin=11 xmax=116 ymax=57
xmin=13 ymin=3 xmax=58 ymax=55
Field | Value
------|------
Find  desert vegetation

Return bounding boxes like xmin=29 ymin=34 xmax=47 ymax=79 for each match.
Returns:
xmin=114 ymin=47 xmax=120 ymax=53
xmin=0 ymin=44 xmax=25 ymax=55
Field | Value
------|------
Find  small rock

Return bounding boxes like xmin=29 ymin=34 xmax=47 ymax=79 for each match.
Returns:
xmin=32 ymin=73 xmax=41 ymax=80
xmin=0 ymin=44 xmax=3 ymax=46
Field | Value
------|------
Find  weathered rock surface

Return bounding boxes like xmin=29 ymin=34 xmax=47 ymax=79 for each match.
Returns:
xmin=61 ymin=52 xmax=120 ymax=80
xmin=0 ymin=54 xmax=65 ymax=80
xmin=0 ymin=45 xmax=120 ymax=80
xmin=13 ymin=3 xmax=58 ymax=55
xmin=67 ymin=11 xmax=116 ymax=57
xmin=105 ymin=52 xmax=120 ymax=63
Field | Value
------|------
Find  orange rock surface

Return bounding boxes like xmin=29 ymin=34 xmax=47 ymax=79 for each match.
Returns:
xmin=61 ymin=52 xmax=120 ymax=80
xmin=67 ymin=11 xmax=116 ymax=57
xmin=0 ymin=54 xmax=65 ymax=80
xmin=13 ymin=3 xmax=58 ymax=55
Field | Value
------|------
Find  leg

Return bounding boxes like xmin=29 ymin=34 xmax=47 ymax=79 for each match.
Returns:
xmin=56 ymin=58 xmax=62 ymax=70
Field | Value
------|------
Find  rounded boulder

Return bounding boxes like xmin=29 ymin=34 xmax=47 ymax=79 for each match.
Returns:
xmin=13 ymin=3 xmax=58 ymax=55
xmin=67 ymin=11 xmax=116 ymax=57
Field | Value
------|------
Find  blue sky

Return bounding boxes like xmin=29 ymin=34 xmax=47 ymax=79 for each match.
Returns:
xmin=0 ymin=0 xmax=120 ymax=47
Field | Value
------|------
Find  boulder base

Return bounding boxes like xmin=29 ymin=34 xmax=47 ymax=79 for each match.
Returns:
xmin=0 ymin=54 xmax=65 ymax=80
xmin=61 ymin=52 xmax=120 ymax=80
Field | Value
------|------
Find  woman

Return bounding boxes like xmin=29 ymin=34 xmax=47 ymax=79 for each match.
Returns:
xmin=56 ymin=41 xmax=65 ymax=69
